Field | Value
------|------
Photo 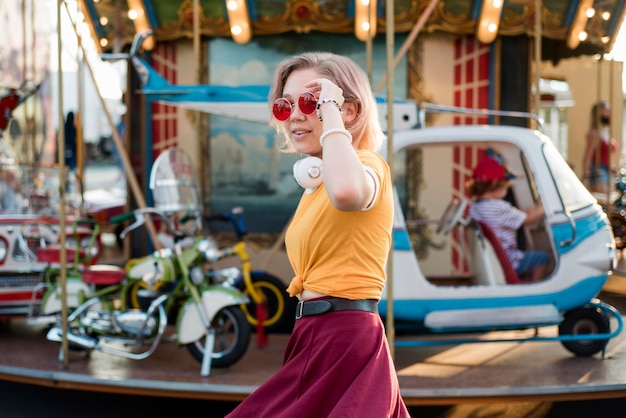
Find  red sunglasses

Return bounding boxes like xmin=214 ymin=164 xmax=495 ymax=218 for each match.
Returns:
xmin=272 ymin=92 xmax=317 ymax=121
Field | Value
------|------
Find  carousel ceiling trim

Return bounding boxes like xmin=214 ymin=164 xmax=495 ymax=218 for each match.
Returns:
xmin=80 ymin=0 xmax=625 ymax=61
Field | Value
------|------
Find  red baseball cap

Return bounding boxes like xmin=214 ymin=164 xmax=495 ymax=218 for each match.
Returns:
xmin=473 ymin=157 xmax=517 ymax=182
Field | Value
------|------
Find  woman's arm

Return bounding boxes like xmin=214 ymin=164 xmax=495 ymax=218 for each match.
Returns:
xmin=320 ymin=109 xmax=375 ymax=212
xmin=310 ymin=78 xmax=375 ymax=212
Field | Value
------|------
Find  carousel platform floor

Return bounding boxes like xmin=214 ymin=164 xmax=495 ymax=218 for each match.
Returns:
xmin=2 ymin=289 xmax=626 ymax=407
xmin=3 ymin=240 xmax=626 ymax=407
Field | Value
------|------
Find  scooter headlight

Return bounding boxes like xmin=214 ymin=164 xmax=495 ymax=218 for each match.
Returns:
xmin=156 ymin=247 xmax=173 ymax=258
xmin=189 ymin=266 xmax=205 ymax=285
xmin=206 ymin=266 xmax=240 ymax=285
xmin=198 ymin=238 xmax=220 ymax=263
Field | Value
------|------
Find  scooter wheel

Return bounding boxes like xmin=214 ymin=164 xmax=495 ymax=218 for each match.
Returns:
xmin=558 ymin=306 xmax=610 ymax=357
xmin=185 ymin=306 xmax=251 ymax=368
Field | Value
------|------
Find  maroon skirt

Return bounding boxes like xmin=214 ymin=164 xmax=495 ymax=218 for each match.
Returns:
xmin=226 ymin=310 xmax=410 ymax=418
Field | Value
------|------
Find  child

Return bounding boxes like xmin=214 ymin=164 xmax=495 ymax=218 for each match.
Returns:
xmin=467 ymin=155 xmax=549 ymax=282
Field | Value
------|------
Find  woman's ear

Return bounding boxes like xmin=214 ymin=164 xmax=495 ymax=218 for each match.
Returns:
xmin=342 ymin=102 xmax=358 ymax=124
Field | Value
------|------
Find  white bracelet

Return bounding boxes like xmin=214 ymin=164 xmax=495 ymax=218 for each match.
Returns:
xmin=319 ymin=128 xmax=353 ymax=146
xmin=316 ymin=98 xmax=343 ymax=121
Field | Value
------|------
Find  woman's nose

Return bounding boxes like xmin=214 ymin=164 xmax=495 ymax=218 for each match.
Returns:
xmin=290 ymin=106 xmax=306 ymax=120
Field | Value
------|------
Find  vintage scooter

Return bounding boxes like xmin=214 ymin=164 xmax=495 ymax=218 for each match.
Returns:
xmin=379 ymin=104 xmax=622 ymax=357
xmin=46 ymin=148 xmax=251 ymax=376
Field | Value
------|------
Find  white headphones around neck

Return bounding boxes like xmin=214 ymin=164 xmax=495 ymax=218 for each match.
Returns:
xmin=293 ymin=156 xmax=323 ymax=192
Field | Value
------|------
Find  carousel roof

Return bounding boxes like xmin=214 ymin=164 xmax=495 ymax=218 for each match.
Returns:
xmin=81 ymin=0 xmax=625 ymax=63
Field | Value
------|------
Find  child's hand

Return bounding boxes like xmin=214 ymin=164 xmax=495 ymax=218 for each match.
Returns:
xmin=524 ymin=201 xmax=544 ymax=225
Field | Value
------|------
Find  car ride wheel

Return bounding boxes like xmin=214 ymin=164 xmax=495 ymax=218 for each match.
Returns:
xmin=559 ymin=306 xmax=610 ymax=357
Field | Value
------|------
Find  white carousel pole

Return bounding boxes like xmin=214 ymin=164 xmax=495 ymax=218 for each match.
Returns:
xmin=534 ymin=0 xmax=542 ymax=117
xmin=57 ymin=0 xmax=70 ymax=369
xmin=375 ymin=0 xmax=439 ymax=94
xmin=385 ymin=0 xmax=395 ymax=358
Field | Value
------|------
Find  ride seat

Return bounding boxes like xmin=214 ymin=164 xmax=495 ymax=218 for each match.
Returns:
xmin=474 ymin=221 xmax=521 ymax=285
xmin=81 ymin=264 xmax=126 ymax=285
xmin=467 ymin=222 xmax=503 ymax=285
xmin=36 ymin=246 xmax=84 ymax=264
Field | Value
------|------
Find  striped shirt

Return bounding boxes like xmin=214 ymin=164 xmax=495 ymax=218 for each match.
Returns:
xmin=469 ymin=198 xmax=526 ymax=269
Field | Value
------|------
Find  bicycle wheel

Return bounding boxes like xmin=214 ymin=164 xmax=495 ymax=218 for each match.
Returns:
xmin=237 ymin=272 xmax=296 ymax=333
xmin=185 ymin=306 xmax=251 ymax=368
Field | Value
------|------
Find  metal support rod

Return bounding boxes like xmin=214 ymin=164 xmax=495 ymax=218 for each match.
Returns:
xmin=607 ymin=57 xmax=615 ymax=201
xmin=56 ymin=0 xmax=69 ymax=370
xmin=193 ymin=0 xmax=206 ymax=218
xmin=595 ymin=56 xmax=602 ymax=174
xmin=76 ymin=0 xmax=85 ymax=199
xmin=375 ymin=0 xmax=439 ymax=94
xmin=29 ymin=0 xmax=36 ymax=160
xmin=201 ymin=328 xmax=215 ymax=377
xmin=385 ymin=0 xmax=395 ymax=359
xmin=533 ymin=0 xmax=542 ymax=116
xmin=62 ymin=1 xmax=162 ymax=250
xmin=365 ymin=0 xmax=374 ymax=82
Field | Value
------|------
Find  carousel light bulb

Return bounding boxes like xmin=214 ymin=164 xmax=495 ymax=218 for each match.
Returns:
xmin=476 ymin=0 xmax=505 ymax=43
xmin=355 ymin=0 xmax=377 ymax=42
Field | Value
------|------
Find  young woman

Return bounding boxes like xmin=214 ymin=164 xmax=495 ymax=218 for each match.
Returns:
xmin=226 ymin=53 xmax=409 ymax=417
xmin=582 ymin=100 xmax=617 ymax=194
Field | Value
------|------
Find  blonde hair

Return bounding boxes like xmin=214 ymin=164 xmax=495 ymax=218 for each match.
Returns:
xmin=269 ymin=52 xmax=385 ymax=152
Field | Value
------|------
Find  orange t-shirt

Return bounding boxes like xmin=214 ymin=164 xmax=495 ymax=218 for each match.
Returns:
xmin=285 ymin=150 xmax=393 ymax=300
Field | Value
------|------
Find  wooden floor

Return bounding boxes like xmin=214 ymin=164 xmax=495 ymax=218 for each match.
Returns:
xmin=2 ymin=290 xmax=626 ymax=406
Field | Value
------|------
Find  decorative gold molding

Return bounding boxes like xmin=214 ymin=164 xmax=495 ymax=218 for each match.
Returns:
xmin=155 ymin=0 xmax=229 ymax=41
xmin=404 ymin=36 xmax=446 ymax=260
xmin=417 ymin=1 xmax=475 ymax=35
xmin=377 ymin=1 xmax=421 ymax=33
xmin=499 ymin=1 xmax=532 ymax=35
xmin=254 ymin=0 xmax=353 ymax=35
xmin=407 ymin=37 xmax=434 ymax=105
xmin=91 ymin=0 xmax=617 ymax=56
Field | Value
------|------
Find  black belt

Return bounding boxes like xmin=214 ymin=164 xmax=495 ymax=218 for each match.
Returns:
xmin=295 ymin=297 xmax=378 ymax=320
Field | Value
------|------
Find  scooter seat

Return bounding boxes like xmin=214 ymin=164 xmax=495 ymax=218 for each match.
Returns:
xmin=36 ymin=246 xmax=81 ymax=263
xmin=82 ymin=264 xmax=126 ymax=285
